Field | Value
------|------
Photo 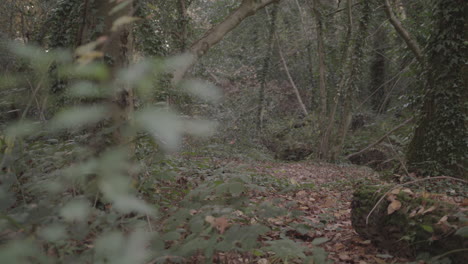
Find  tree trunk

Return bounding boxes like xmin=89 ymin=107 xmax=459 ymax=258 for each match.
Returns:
xmin=83 ymin=0 xmax=134 ymax=153
xmin=318 ymin=0 xmax=358 ymax=161
xmin=313 ymin=0 xmax=330 ymax=159
xmin=176 ymin=0 xmax=189 ymax=52
xmin=406 ymin=0 xmax=467 ymax=178
xmin=369 ymin=27 xmax=388 ymax=113
xmin=172 ymin=0 xmax=280 ymax=84
xmin=257 ymin=5 xmax=279 ymax=132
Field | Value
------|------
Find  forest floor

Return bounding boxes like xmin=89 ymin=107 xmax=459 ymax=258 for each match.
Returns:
xmin=212 ymin=158 xmax=411 ymax=264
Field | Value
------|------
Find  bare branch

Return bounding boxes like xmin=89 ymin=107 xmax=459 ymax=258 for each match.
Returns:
xmin=383 ymin=0 xmax=423 ymax=64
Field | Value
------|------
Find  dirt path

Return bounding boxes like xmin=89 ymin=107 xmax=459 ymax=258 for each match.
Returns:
xmin=237 ymin=160 xmax=409 ymax=264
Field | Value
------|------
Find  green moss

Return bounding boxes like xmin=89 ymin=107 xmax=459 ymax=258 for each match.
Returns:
xmin=352 ymin=184 xmax=467 ymax=263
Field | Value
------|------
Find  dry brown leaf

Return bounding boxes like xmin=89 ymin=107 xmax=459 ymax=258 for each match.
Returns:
xmin=422 ymin=205 xmax=437 ymax=215
xmin=387 ymin=200 xmax=402 ymax=215
xmin=324 ymin=197 xmax=336 ymax=207
xmin=387 ymin=194 xmax=397 ymax=202
xmin=401 ymin=188 xmax=414 ymax=195
xmin=189 ymin=209 xmax=198 ymax=215
xmin=334 ymin=242 xmax=345 ymax=250
xmin=358 ymin=239 xmax=372 ymax=245
xmin=390 ymin=188 xmax=401 ymax=195
xmin=205 ymin=216 xmax=230 ymax=234
xmin=338 ymin=253 xmax=352 ymax=261
xmin=409 ymin=208 xmax=418 ymax=218
xmin=437 ymin=215 xmax=448 ymax=225
xmin=371 ymin=256 xmax=388 ymax=264
xmin=296 ymin=190 xmax=307 ymax=197
xmin=461 ymin=198 xmax=468 ymax=206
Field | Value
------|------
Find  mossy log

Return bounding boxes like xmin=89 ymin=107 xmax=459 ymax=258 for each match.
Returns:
xmin=351 ymin=185 xmax=467 ymax=263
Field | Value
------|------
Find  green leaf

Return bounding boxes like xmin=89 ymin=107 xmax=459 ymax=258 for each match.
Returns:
xmin=455 ymin=226 xmax=468 ymax=237
xmin=184 ymin=119 xmax=218 ymax=137
xmin=60 ymin=199 xmax=90 ymax=222
xmin=420 ymin=224 xmax=434 ymax=233
xmin=161 ymin=231 xmax=180 ymax=241
xmin=59 ymin=62 xmax=110 ymax=81
xmin=9 ymin=44 xmax=56 ymax=70
xmin=263 ymin=239 xmax=306 ymax=260
xmin=5 ymin=120 xmax=39 ymax=138
xmin=109 ymin=0 xmax=132 ymax=15
xmin=38 ymin=224 xmax=67 ymax=242
xmin=311 ymin=247 xmax=328 ymax=264
xmin=95 ymin=232 xmax=125 ymax=262
xmin=189 ymin=216 xmax=205 ymax=233
xmin=50 ymin=105 xmax=109 ymax=131
xmin=0 ymin=241 xmax=45 ymax=263
xmin=228 ymin=182 xmax=244 ymax=197
xmin=112 ymin=16 xmax=140 ymax=31
xmin=164 ymin=53 xmax=195 ymax=73
xmin=67 ymin=81 xmax=109 ymax=98
xmin=252 ymin=249 xmax=264 ymax=257
xmin=312 ymin=237 xmax=329 ymax=246
xmin=135 ymin=107 xmax=183 ymax=151
xmin=181 ymin=79 xmax=222 ymax=103
xmin=120 ymin=230 xmax=151 ymax=264
xmin=112 ymin=195 xmax=156 ymax=216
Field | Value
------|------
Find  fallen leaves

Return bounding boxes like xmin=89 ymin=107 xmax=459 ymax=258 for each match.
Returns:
xmin=216 ymin=159 xmax=410 ymax=263
xmin=205 ymin=216 xmax=230 ymax=234
xmin=386 ymin=194 xmax=402 ymax=215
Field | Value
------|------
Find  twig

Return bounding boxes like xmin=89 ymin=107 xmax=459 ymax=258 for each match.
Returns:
xmin=386 ymin=135 xmax=409 ymax=175
xmin=0 ymin=212 xmax=24 ymax=230
xmin=146 ymin=214 xmax=153 ymax=232
xmin=356 ymin=60 xmax=413 ymax=111
xmin=365 ymin=176 xmax=468 ymax=225
xmin=324 ymin=1 xmax=362 ymax=17
xmin=346 ymin=116 xmax=414 ymax=160
xmin=432 ymin=248 xmax=468 ymax=260
xmin=265 ymin=8 xmax=309 ymax=117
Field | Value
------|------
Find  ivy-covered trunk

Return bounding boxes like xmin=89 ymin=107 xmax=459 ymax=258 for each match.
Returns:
xmin=406 ymin=0 xmax=468 ymax=178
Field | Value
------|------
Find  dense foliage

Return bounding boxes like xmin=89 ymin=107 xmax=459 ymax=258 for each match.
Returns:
xmin=0 ymin=0 xmax=466 ymax=263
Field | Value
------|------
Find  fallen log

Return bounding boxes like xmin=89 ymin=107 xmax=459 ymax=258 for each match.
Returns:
xmin=351 ymin=184 xmax=468 ymax=263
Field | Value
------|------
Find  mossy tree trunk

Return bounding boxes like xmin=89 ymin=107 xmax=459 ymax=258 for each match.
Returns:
xmin=406 ymin=0 xmax=468 ymax=178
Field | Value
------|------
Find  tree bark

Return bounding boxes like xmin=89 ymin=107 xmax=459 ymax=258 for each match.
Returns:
xmin=313 ymin=0 xmax=328 ymax=121
xmin=406 ymin=0 xmax=467 ymax=178
xmin=172 ymin=0 xmax=280 ymax=84
xmin=257 ymin=5 xmax=279 ymax=132
xmin=369 ymin=27 xmax=388 ymax=112
xmin=312 ymin=0 xmax=330 ymax=159
xmin=176 ymin=0 xmax=189 ymax=52
xmin=383 ymin=0 xmax=423 ymax=65
xmin=87 ymin=0 xmax=134 ymax=153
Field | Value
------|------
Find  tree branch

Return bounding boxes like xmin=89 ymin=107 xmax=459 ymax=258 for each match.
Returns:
xmin=383 ymin=0 xmax=423 ymax=64
xmin=346 ymin=116 xmax=415 ymax=160
xmin=172 ymin=0 xmax=280 ymax=84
